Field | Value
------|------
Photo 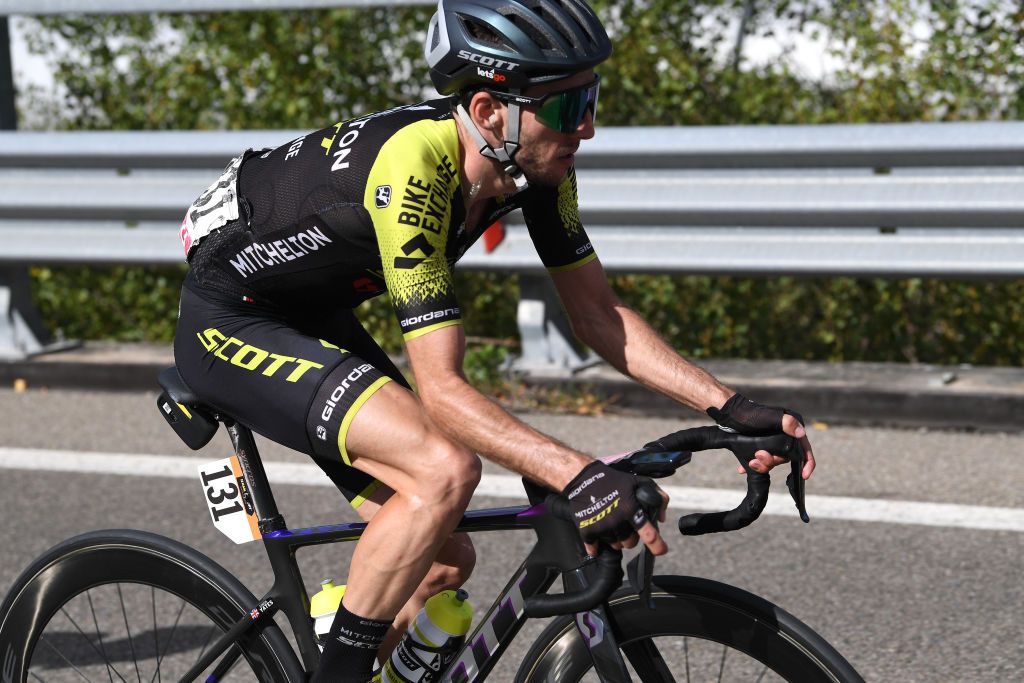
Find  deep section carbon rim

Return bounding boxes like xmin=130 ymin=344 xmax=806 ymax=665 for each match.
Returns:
xmin=0 ymin=530 xmax=300 ymax=683
xmin=515 ymin=576 xmax=863 ymax=683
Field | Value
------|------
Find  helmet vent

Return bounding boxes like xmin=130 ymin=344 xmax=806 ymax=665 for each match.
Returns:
xmin=430 ymin=24 xmax=441 ymax=51
xmin=553 ymin=1 xmax=600 ymax=49
xmin=507 ymin=12 xmax=558 ymax=52
xmin=536 ymin=3 xmax=581 ymax=48
xmin=461 ymin=16 xmax=512 ymax=50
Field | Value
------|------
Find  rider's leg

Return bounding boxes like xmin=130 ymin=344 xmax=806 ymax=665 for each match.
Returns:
xmin=341 ymin=379 xmax=480 ymax=617
xmin=314 ymin=380 xmax=481 ymax=679
xmin=354 ymin=489 xmax=476 ymax=658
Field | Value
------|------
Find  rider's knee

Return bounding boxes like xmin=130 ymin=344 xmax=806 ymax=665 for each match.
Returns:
xmin=420 ymin=438 xmax=481 ymax=504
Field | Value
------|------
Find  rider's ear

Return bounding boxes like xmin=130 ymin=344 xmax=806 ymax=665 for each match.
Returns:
xmin=468 ymin=91 xmax=503 ymax=133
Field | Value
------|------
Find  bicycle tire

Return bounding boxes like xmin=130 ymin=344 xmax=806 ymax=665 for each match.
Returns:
xmin=0 ymin=529 xmax=305 ymax=683
xmin=515 ymin=575 xmax=864 ymax=683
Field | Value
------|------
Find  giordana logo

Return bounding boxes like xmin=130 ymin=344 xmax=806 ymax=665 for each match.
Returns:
xmin=316 ymin=425 xmax=327 ymax=441
xmin=400 ymin=307 xmax=460 ymax=328
xmin=477 ymin=66 xmax=506 ymax=83
xmin=375 ymin=185 xmax=392 ymax=208
xmin=458 ymin=49 xmax=519 ymax=71
xmin=321 ymin=363 xmax=374 ymax=421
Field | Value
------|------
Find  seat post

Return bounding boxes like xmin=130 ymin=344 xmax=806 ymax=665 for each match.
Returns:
xmin=225 ymin=420 xmax=287 ymax=533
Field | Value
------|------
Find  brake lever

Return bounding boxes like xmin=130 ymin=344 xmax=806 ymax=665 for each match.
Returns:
xmin=626 ymin=546 xmax=655 ymax=610
xmin=627 ymin=481 xmax=662 ymax=609
xmin=786 ymin=442 xmax=810 ymax=523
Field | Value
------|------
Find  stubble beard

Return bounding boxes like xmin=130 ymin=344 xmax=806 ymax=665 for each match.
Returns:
xmin=515 ymin=147 xmax=567 ymax=188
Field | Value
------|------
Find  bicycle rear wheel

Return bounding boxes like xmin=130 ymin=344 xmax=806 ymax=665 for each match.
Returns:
xmin=0 ymin=529 xmax=304 ymax=683
xmin=515 ymin=575 xmax=863 ymax=683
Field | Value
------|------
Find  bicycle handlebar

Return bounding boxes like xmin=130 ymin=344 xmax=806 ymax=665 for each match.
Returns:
xmin=642 ymin=425 xmax=810 ymax=535
xmin=522 ymin=483 xmax=663 ymax=618
xmin=521 ymin=427 xmax=810 ymax=618
xmin=523 ymin=543 xmax=623 ymax=618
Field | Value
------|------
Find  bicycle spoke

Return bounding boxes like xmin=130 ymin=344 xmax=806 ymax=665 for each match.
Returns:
xmin=150 ymin=587 xmax=160 ymax=683
xmin=684 ymin=637 xmax=690 ymax=683
xmin=717 ymin=643 xmax=727 ymax=683
xmin=56 ymin=604 xmax=131 ymax=683
xmin=115 ymin=584 xmax=143 ymax=683
xmin=755 ymin=664 xmax=770 ymax=683
xmin=86 ymin=589 xmax=117 ymax=683
xmin=149 ymin=596 xmax=187 ymax=683
xmin=29 ymin=671 xmax=47 ymax=682
xmin=621 ymin=638 xmax=676 ymax=682
xmin=38 ymin=635 xmax=96 ymax=682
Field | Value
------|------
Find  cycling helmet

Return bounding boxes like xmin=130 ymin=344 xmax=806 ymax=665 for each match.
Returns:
xmin=425 ymin=0 xmax=612 ymax=95
xmin=424 ymin=0 xmax=612 ymax=189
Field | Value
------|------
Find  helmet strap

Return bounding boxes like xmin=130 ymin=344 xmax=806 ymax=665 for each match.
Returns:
xmin=456 ymin=101 xmax=529 ymax=191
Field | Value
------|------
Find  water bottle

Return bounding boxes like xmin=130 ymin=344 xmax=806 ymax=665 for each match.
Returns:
xmin=379 ymin=589 xmax=472 ymax=682
xmin=309 ymin=579 xmax=347 ymax=651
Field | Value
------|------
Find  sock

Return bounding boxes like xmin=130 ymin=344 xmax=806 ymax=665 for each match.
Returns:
xmin=311 ymin=601 xmax=392 ymax=683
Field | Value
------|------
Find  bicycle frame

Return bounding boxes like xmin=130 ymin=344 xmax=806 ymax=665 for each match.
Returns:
xmin=183 ymin=420 xmax=636 ymax=682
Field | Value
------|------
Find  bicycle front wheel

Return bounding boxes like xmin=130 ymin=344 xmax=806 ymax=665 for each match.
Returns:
xmin=516 ymin=575 xmax=864 ymax=683
xmin=0 ymin=529 xmax=305 ymax=683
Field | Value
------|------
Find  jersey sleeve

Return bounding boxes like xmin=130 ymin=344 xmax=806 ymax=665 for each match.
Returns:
xmin=519 ymin=168 xmax=598 ymax=273
xmin=365 ymin=120 xmax=463 ymax=341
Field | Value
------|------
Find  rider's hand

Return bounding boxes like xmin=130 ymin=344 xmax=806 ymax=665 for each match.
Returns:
xmin=707 ymin=393 xmax=816 ymax=479
xmin=562 ymin=461 xmax=668 ymax=557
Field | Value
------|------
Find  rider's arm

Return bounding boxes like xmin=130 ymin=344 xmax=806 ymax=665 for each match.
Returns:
xmin=404 ymin=323 xmax=590 ymax=491
xmin=405 ymin=324 xmax=667 ymax=556
xmin=551 ymin=260 xmax=814 ymax=478
xmin=551 ymin=258 xmax=732 ymax=413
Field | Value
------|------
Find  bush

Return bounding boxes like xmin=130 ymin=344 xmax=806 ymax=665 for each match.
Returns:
xmin=29 ymin=266 xmax=1023 ymax=367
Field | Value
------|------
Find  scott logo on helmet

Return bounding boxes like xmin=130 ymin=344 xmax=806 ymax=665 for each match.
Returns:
xmin=458 ymin=49 xmax=520 ymax=71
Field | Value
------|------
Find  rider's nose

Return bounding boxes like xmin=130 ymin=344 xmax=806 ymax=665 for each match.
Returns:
xmin=574 ymin=109 xmax=596 ymax=140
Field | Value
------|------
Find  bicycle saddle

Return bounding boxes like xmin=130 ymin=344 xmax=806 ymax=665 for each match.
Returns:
xmin=156 ymin=367 xmax=219 ymax=450
xmin=158 ymin=367 xmax=203 ymax=405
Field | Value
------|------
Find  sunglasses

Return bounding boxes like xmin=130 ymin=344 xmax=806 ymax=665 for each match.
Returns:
xmin=487 ymin=76 xmax=601 ymax=133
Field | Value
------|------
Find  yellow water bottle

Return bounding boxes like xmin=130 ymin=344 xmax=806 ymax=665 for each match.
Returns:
xmin=309 ymin=579 xmax=346 ymax=651
xmin=380 ymin=589 xmax=472 ymax=682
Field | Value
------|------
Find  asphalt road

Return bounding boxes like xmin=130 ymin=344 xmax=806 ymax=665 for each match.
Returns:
xmin=0 ymin=387 xmax=1021 ymax=682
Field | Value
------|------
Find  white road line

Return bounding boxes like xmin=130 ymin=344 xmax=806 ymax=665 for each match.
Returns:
xmin=2 ymin=447 xmax=1022 ymax=533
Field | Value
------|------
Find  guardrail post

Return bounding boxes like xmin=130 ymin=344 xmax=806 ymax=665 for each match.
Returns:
xmin=0 ymin=266 xmax=53 ymax=360
xmin=510 ymin=274 xmax=599 ymax=376
xmin=0 ymin=17 xmax=17 ymax=130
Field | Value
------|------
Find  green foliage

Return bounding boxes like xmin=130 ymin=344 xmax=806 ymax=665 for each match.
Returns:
xmin=23 ymin=8 xmax=432 ymax=130
xmin=611 ymin=275 xmax=1024 ymax=366
xmin=30 ymin=265 xmax=186 ymax=342
xmin=17 ymin=3 xmax=1024 ymax=367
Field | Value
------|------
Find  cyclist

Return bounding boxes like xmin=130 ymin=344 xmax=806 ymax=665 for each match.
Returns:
xmin=173 ymin=1 xmax=815 ymax=679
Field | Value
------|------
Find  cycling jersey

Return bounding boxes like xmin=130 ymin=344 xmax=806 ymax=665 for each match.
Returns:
xmin=183 ymin=98 xmax=596 ymax=339
xmin=176 ymin=98 xmax=597 ymax=505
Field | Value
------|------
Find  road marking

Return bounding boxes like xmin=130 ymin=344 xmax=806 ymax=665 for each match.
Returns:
xmin=2 ymin=447 xmax=1022 ymax=533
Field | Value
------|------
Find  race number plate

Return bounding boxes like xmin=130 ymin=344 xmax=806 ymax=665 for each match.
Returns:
xmin=197 ymin=456 xmax=261 ymax=544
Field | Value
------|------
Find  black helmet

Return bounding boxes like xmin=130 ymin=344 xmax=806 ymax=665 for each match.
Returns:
xmin=425 ymin=0 xmax=612 ymax=95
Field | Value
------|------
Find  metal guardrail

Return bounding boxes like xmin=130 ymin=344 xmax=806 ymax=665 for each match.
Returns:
xmin=0 ymin=1 xmax=437 ymax=15
xmin=1 ymin=122 xmax=1023 ymax=363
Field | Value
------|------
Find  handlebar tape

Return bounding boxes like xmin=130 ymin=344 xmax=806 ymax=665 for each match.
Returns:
xmin=523 ymin=548 xmax=623 ymax=618
xmin=678 ymin=470 xmax=770 ymax=535
xmin=646 ymin=426 xmax=804 ymax=536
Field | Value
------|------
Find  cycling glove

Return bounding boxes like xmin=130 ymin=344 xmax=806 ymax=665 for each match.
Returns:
xmin=707 ymin=393 xmax=804 ymax=435
xmin=562 ymin=461 xmax=648 ymax=545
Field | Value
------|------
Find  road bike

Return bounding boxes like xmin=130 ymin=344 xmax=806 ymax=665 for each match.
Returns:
xmin=0 ymin=367 xmax=865 ymax=682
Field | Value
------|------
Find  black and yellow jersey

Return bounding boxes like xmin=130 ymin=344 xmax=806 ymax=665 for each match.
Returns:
xmin=185 ymin=98 xmax=596 ymax=340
